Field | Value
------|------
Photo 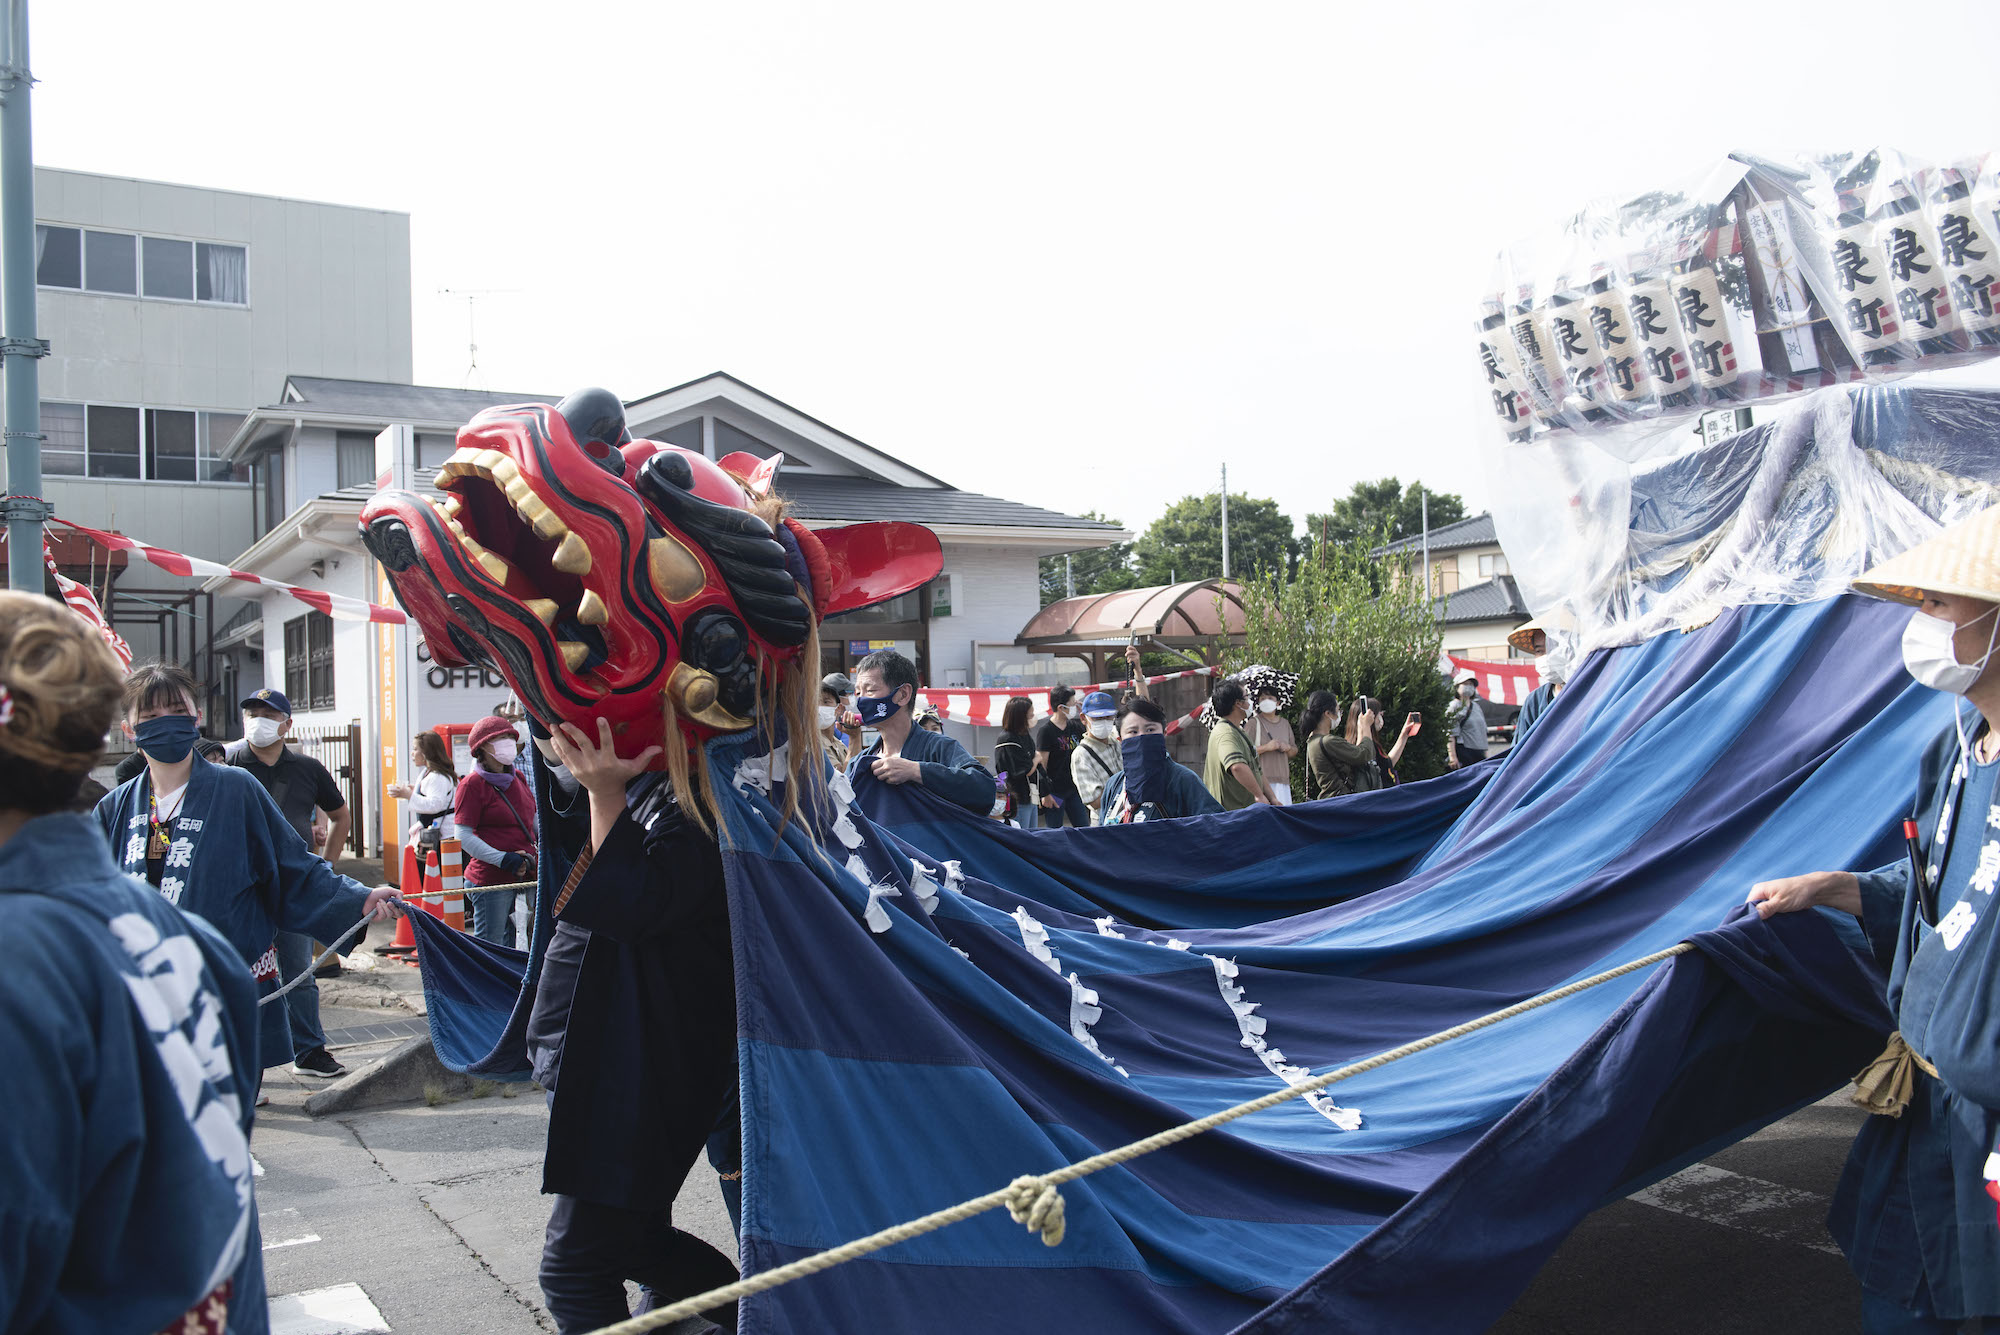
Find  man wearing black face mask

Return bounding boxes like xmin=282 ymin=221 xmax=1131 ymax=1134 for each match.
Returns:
xmin=846 ymin=650 xmax=997 ymax=814
xmin=1098 ymin=697 xmax=1224 ymax=823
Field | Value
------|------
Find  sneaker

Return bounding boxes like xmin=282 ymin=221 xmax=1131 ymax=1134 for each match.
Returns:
xmin=313 ymin=959 xmax=343 ymax=979
xmin=289 ymin=1047 xmax=347 ymax=1079
xmin=255 ymin=1091 xmax=270 ymax=1107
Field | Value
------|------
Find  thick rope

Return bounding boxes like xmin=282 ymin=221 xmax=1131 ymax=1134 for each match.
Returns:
xmin=583 ymin=941 xmax=1698 ymax=1334
xmin=258 ymin=913 xmax=375 ymax=1006
xmin=396 ymin=878 xmax=537 ymax=900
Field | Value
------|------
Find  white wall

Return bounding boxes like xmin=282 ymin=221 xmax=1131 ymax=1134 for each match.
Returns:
xmin=930 ymin=540 xmax=1043 ymax=759
xmin=1443 ymin=618 xmax=1529 ymax=660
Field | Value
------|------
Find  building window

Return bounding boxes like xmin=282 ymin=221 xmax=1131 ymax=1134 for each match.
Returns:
xmin=196 ymin=242 xmax=248 ymax=304
xmin=41 ymin=402 xmax=85 ymax=475
xmin=1477 ymin=553 xmax=1511 ymax=579
xmin=84 ymin=230 xmax=137 ymax=294
xmin=36 ymin=222 xmax=246 ymax=305
xmin=336 ymin=432 xmax=376 ymax=489
xmin=84 ymin=405 xmax=142 ymax=478
xmin=42 ymin=400 xmax=249 ymax=482
xmin=35 ymin=225 xmax=80 ymax=288
xmin=284 ymin=612 xmax=336 ymax=711
xmin=142 ymin=236 xmax=194 ymax=300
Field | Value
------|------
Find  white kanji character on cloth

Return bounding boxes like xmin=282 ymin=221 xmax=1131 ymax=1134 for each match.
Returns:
xmin=124 ymin=834 xmax=146 ymax=864
xmin=158 ymin=876 xmax=185 ymax=905
xmin=165 ymin=836 xmax=195 ymax=869
xmin=1972 ymin=841 xmax=2000 ymax=896
xmin=1939 ymin=899 xmax=1978 ymax=951
xmin=1986 ymin=806 xmax=2000 ymax=831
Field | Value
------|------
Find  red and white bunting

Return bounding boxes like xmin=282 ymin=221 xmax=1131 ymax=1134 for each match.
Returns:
xmin=913 ymin=667 xmax=1217 ymax=729
xmin=47 ymin=542 xmax=133 ymax=667
xmin=51 ymin=519 xmax=407 ymax=625
xmin=1442 ymin=653 xmax=1541 ymax=706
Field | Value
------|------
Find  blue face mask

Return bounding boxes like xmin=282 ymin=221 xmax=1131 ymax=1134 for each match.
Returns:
xmin=855 ymin=692 xmax=903 ymax=726
xmin=1119 ymin=732 xmax=1169 ymax=808
xmin=134 ymin=713 xmax=201 ymax=764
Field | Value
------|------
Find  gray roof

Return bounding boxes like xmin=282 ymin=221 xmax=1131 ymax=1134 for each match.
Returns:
xmin=1377 ymin=512 xmax=1499 ymax=556
xmin=777 ymin=475 xmax=1120 ymax=532
xmin=1434 ymin=574 xmax=1530 ymax=626
xmin=276 ymin=376 xmax=557 ymax=422
xmin=319 ymin=472 xmax=1119 ymax=535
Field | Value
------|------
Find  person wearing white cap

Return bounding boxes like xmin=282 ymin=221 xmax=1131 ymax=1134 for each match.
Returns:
xmin=1748 ymin=505 xmax=2000 ymax=1332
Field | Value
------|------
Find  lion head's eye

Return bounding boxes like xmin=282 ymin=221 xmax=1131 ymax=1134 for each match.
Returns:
xmin=685 ymin=610 xmax=747 ymax=673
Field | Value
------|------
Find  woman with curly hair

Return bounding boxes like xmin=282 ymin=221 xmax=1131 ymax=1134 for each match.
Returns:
xmin=0 ymin=592 xmax=268 ymax=1334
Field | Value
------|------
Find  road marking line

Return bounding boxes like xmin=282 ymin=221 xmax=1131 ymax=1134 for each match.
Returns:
xmin=268 ymin=1282 xmax=390 ymax=1334
xmin=1628 ymin=1162 xmax=1840 ymax=1255
xmin=262 ymin=1207 xmax=320 ymax=1251
xmin=252 ymin=1155 xmax=265 ymax=1177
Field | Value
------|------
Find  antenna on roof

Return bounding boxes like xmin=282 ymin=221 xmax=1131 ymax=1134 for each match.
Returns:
xmin=437 ymin=288 xmax=519 ymax=390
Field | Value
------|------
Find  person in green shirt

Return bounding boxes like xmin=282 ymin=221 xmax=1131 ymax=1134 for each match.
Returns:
xmin=1203 ymin=680 xmax=1277 ymax=810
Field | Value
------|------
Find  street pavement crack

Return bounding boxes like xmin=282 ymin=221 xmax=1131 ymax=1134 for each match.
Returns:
xmin=336 ymin=1118 xmax=557 ymax=1331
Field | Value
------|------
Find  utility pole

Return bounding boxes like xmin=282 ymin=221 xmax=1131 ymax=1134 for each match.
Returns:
xmin=0 ymin=0 xmax=48 ymax=593
xmin=1064 ymin=553 xmax=1074 ymax=599
xmin=1220 ymin=464 xmax=1230 ymax=581
xmin=1420 ymin=486 xmax=1430 ymax=599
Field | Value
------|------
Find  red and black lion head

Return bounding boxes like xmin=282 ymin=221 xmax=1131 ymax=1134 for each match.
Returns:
xmin=359 ymin=388 xmax=941 ymax=768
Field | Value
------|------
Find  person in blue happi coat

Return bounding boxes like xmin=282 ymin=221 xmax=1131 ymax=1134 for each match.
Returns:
xmin=845 ymin=649 xmax=997 ymax=814
xmin=1751 ymin=506 xmax=2000 ymax=1333
xmin=0 ymin=592 xmax=268 ymax=1335
xmin=95 ymin=661 xmax=400 ymax=1082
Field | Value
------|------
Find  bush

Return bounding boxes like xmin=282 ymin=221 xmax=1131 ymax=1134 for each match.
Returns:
xmin=1234 ymin=531 xmax=1453 ymax=783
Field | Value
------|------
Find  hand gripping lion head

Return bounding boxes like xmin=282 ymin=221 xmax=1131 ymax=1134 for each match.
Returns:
xmin=360 ymin=388 xmax=941 ymax=784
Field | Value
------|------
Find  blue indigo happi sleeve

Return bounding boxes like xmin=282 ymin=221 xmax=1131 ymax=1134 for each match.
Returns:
xmin=912 ymin=732 xmax=999 ymax=815
xmin=243 ymin=772 xmax=370 ymax=943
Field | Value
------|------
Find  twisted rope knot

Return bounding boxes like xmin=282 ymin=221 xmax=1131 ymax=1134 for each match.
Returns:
xmin=1005 ymin=1175 xmax=1066 ymax=1247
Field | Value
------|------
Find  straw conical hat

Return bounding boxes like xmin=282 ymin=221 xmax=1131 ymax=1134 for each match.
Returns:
xmin=1506 ymin=607 xmax=1577 ymax=655
xmin=1854 ymin=505 xmax=2000 ymax=606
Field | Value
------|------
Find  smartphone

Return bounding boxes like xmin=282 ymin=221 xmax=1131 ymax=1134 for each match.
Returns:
xmin=1410 ymin=712 xmax=1421 ymax=724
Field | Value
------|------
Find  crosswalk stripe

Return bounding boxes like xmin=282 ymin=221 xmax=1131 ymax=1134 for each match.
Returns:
xmin=261 ymin=1207 xmax=319 ymax=1251
xmin=1628 ymin=1162 xmax=1840 ymax=1255
xmin=268 ymin=1282 xmax=390 ymax=1334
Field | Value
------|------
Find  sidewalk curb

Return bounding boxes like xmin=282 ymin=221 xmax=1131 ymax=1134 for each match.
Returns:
xmin=304 ymin=1036 xmax=479 ymax=1116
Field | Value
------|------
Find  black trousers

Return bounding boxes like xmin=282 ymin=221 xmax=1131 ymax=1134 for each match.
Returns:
xmin=539 ymin=1194 xmax=739 ymax=1333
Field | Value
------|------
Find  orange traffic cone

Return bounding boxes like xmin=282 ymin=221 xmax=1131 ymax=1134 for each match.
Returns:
xmin=440 ymin=837 xmax=467 ymax=932
xmin=381 ymin=843 xmax=420 ymax=956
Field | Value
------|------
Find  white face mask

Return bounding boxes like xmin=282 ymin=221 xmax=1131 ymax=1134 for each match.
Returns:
xmin=1088 ymin=719 xmax=1116 ymax=740
xmin=243 ymin=716 xmax=285 ymax=748
xmin=1257 ymin=699 xmax=1278 ymax=714
xmin=1902 ymin=608 xmax=2000 ymax=697
xmin=489 ymin=738 xmax=518 ymax=765
xmin=818 ymin=705 xmax=839 ymax=728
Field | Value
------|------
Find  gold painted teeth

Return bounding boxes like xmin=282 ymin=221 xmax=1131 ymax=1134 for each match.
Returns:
xmin=524 ymin=598 xmax=559 ymax=626
xmin=558 ymin=640 xmax=588 ymax=671
xmin=577 ymin=589 xmax=609 ymax=626
xmin=436 ymin=449 xmax=570 ymax=543
xmin=552 ymin=531 xmax=591 ymax=575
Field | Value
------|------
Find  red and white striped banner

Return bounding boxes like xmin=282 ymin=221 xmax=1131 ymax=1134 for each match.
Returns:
xmin=915 ymin=667 xmax=1217 ymax=730
xmin=1442 ymin=653 xmax=1541 ymax=706
xmin=47 ymin=543 xmax=132 ymax=667
xmin=51 ymin=519 xmax=407 ymax=625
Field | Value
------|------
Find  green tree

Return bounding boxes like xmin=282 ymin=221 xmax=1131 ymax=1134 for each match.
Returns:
xmin=1235 ymin=529 xmax=1453 ymax=784
xmin=1130 ymin=493 xmax=1296 ymax=587
xmin=1038 ymin=513 xmax=1138 ymax=605
xmin=1303 ymin=478 xmax=1466 ymax=555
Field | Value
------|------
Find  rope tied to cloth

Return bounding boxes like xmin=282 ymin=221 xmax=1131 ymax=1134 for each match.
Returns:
xmin=1005 ymin=1175 xmax=1066 ymax=1247
xmin=583 ymin=940 xmax=1698 ymax=1334
xmin=1851 ymin=1030 xmax=1939 ymax=1117
xmin=258 ymin=913 xmax=374 ymax=1007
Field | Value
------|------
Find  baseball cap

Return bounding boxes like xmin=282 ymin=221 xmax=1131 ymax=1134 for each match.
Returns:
xmin=822 ymin=671 xmax=855 ymax=695
xmin=1080 ymin=690 xmax=1118 ymax=718
xmin=240 ymin=687 xmax=293 ymax=716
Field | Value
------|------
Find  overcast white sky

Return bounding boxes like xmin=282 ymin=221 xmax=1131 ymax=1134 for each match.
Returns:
xmin=30 ymin=1 xmax=2000 ymax=538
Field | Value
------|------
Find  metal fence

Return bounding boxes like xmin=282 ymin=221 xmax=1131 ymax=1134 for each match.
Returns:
xmin=289 ymin=722 xmax=365 ymax=855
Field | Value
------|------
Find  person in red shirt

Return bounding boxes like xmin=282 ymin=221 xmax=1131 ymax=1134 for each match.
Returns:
xmin=453 ymin=714 xmax=536 ymax=945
